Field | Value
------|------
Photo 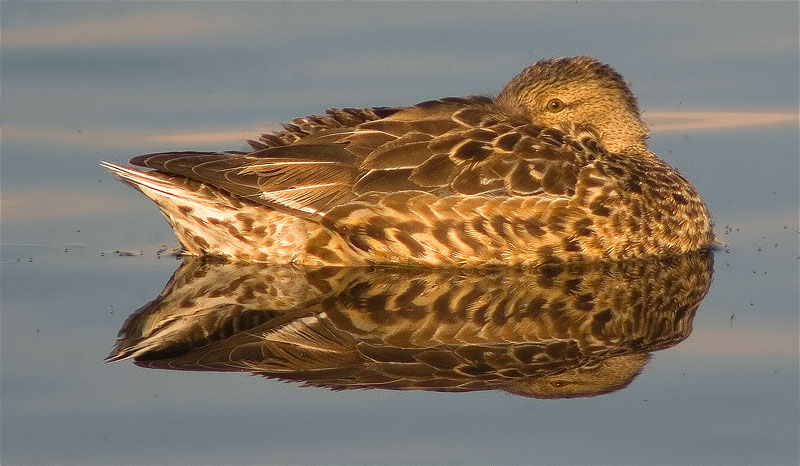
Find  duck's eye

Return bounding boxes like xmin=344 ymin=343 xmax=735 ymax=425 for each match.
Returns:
xmin=546 ymin=98 xmax=565 ymax=113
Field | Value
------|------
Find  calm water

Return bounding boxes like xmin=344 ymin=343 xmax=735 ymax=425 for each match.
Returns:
xmin=2 ymin=3 xmax=798 ymax=465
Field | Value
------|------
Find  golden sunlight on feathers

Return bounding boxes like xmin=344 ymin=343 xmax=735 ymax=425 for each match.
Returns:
xmin=103 ymin=56 xmax=713 ymax=266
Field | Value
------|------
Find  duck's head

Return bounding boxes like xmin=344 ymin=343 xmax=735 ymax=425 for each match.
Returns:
xmin=502 ymin=353 xmax=650 ymax=399
xmin=497 ymin=56 xmax=650 ymax=154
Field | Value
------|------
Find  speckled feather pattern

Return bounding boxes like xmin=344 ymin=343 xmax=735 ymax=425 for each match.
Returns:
xmin=103 ymin=56 xmax=713 ymax=266
xmin=108 ymin=251 xmax=713 ymax=398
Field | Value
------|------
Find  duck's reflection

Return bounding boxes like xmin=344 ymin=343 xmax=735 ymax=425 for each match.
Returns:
xmin=108 ymin=252 xmax=713 ymax=398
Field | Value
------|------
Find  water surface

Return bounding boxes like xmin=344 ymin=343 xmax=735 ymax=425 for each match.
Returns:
xmin=1 ymin=3 xmax=798 ymax=464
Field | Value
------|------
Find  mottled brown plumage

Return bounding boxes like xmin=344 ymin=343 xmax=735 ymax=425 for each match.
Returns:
xmin=107 ymin=251 xmax=713 ymax=398
xmin=102 ymin=56 xmax=713 ymax=266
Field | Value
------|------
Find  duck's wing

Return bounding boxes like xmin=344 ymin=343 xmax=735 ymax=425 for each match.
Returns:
xmin=130 ymin=97 xmax=602 ymax=221
xmin=250 ymin=106 xmax=402 ymax=149
xmin=345 ymin=97 xmax=602 ymax=199
xmin=129 ymin=145 xmax=361 ymax=219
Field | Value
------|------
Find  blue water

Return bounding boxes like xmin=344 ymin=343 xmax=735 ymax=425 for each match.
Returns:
xmin=2 ymin=3 xmax=798 ymax=464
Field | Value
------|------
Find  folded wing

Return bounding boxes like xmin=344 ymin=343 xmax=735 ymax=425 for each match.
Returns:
xmin=130 ymin=97 xmax=602 ymax=222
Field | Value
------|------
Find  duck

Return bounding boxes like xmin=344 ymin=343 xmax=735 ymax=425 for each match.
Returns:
xmin=102 ymin=56 xmax=713 ymax=266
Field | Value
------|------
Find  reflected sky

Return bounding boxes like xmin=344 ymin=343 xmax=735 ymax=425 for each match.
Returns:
xmin=1 ymin=2 xmax=798 ymax=465
xmin=2 ymin=2 xmax=798 ymax=134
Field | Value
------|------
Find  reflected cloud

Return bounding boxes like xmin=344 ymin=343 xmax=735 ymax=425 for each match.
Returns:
xmin=1 ymin=191 xmax=129 ymax=221
xmin=645 ymin=111 xmax=798 ymax=132
xmin=108 ymin=252 xmax=713 ymax=398
xmin=3 ymin=111 xmax=795 ymax=150
xmin=1 ymin=124 xmax=273 ymax=149
xmin=689 ymin=328 xmax=798 ymax=356
xmin=145 ymin=129 xmax=271 ymax=146
xmin=2 ymin=13 xmax=245 ymax=47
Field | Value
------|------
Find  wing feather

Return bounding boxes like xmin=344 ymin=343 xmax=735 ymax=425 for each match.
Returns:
xmin=127 ymin=99 xmax=603 ymax=222
xmin=131 ymin=148 xmax=359 ymax=219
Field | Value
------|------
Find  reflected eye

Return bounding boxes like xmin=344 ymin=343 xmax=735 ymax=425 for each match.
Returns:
xmin=546 ymin=98 xmax=565 ymax=113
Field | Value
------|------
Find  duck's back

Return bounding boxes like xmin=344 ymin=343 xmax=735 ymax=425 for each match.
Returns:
xmin=107 ymin=97 xmax=712 ymax=266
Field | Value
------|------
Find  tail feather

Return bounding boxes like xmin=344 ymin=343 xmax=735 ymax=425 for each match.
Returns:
xmin=101 ymin=161 xmax=314 ymax=262
xmin=101 ymin=161 xmax=193 ymax=202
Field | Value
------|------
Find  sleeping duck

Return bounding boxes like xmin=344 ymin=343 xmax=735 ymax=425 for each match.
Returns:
xmin=103 ymin=56 xmax=713 ymax=266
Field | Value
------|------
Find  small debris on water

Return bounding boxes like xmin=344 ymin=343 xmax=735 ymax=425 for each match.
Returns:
xmin=155 ymin=246 xmax=183 ymax=258
xmin=103 ymin=249 xmax=144 ymax=257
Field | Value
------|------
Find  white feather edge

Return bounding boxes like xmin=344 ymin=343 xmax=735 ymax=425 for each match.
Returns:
xmin=100 ymin=161 xmax=187 ymax=202
xmin=102 ymin=161 xmax=333 ymax=217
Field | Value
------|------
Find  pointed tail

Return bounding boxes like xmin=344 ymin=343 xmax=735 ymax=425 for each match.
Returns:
xmin=100 ymin=161 xmax=191 ymax=202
